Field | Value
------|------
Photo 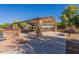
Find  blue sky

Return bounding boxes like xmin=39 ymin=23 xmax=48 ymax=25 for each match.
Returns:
xmin=0 ymin=4 xmax=78 ymax=24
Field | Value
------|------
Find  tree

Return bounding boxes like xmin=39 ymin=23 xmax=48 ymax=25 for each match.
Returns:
xmin=12 ymin=23 xmax=19 ymax=29
xmin=12 ymin=21 xmax=20 ymax=29
xmin=20 ymin=22 xmax=29 ymax=29
xmin=73 ymin=15 xmax=79 ymax=28
xmin=0 ymin=23 xmax=10 ymax=29
xmin=61 ymin=14 xmax=69 ymax=28
xmin=57 ymin=22 xmax=62 ymax=27
xmin=61 ymin=6 xmax=79 ymax=29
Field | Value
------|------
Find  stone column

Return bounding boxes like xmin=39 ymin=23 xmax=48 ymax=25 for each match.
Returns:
xmin=54 ymin=23 xmax=57 ymax=32
xmin=36 ymin=20 xmax=43 ymax=37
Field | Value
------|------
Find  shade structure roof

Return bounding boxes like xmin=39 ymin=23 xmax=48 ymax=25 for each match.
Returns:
xmin=20 ymin=16 xmax=56 ymax=26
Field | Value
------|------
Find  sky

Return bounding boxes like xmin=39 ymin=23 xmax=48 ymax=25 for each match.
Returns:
xmin=0 ymin=4 xmax=78 ymax=24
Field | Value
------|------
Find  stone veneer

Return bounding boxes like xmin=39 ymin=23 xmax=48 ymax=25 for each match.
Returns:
xmin=3 ymin=29 xmax=21 ymax=40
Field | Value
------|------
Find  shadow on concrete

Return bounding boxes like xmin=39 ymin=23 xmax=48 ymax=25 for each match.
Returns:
xmin=19 ymin=33 xmax=66 ymax=54
xmin=57 ymin=33 xmax=65 ymax=36
xmin=66 ymin=39 xmax=79 ymax=54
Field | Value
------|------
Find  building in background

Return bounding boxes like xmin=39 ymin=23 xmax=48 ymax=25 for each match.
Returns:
xmin=12 ymin=16 xmax=57 ymax=32
xmin=25 ymin=16 xmax=57 ymax=32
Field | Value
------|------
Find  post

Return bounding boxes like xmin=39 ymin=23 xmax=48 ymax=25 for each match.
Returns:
xmin=36 ymin=20 xmax=43 ymax=37
xmin=54 ymin=23 xmax=57 ymax=32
